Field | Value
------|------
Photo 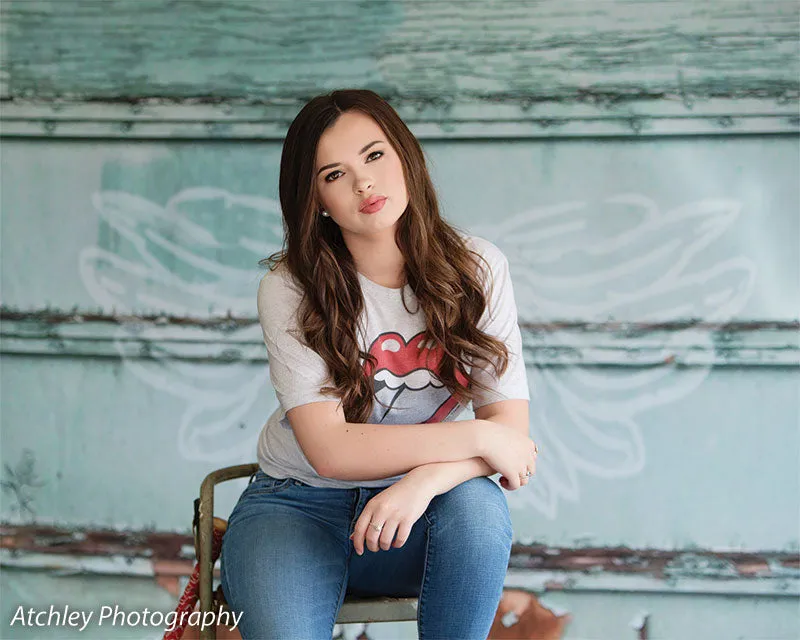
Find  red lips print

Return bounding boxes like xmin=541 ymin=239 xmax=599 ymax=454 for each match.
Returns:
xmin=363 ymin=331 xmax=469 ymax=423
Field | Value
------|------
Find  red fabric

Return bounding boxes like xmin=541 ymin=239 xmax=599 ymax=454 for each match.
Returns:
xmin=163 ymin=526 xmax=225 ymax=640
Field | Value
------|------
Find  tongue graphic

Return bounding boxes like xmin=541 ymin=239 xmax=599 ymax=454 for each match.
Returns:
xmin=364 ymin=332 xmax=469 ymax=423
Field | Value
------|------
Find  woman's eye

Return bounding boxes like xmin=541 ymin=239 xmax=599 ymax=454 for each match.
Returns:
xmin=324 ymin=150 xmax=383 ymax=183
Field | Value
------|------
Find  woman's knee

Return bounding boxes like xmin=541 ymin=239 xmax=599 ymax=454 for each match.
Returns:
xmin=428 ymin=476 xmax=513 ymax=546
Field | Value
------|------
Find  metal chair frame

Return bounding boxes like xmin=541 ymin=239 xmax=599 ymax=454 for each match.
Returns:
xmin=195 ymin=464 xmax=418 ymax=640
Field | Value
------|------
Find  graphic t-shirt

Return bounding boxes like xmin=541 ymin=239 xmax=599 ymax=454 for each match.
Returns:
xmin=255 ymin=233 xmax=530 ymax=488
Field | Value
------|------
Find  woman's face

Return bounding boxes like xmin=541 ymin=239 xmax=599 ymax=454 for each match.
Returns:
xmin=314 ymin=110 xmax=409 ymax=239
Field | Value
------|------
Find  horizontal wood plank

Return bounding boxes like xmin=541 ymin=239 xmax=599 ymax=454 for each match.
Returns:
xmin=1 ymin=0 xmax=797 ymax=137
xmin=2 ymin=311 xmax=797 ymax=366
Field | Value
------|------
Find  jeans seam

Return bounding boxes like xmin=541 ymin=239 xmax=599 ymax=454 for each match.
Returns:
xmin=417 ymin=511 xmax=434 ymax=639
xmin=327 ymin=562 xmax=349 ymax=639
xmin=348 ymin=487 xmax=365 ymax=537
xmin=220 ymin=543 xmax=236 ymax=624
xmin=328 ymin=489 xmax=359 ymax=636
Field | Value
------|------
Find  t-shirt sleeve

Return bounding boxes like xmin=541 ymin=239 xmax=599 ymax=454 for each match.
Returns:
xmin=257 ymin=270 xmax=340 ymax=412
xmin=470 ymin=242 xmax=531 ymax=409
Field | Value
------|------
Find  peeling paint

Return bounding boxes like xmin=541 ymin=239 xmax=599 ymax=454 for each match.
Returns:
xmin=3 ymin=307 xmax=798 ymax=366
xmin=509 ymin=544 xmax=800 ymax=583
xmin=629 ymin=611 xmax=650 ymax=640
xmin=1 ymin=523 xmax=191 ymax=562
xmin=0 ymin=306 xmax=253 ymax=331
xmin=3 ymin=305 xmax=800 ymax=332
xmin=2 ymin=524 xmax=798 ymax=596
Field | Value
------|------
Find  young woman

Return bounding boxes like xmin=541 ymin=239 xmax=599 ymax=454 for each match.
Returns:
xmin=220 ymin=89 xmax=538 ymax=639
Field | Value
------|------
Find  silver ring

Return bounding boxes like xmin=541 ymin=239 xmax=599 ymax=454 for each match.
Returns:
xmin=369 ymin=522 xmax=383 ymax=532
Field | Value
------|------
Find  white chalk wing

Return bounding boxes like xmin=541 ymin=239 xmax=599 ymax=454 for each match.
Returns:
xmin=79 ymin=188 xmax=285 ymax=461
xmin=473 ymin=195 xmax=756 ymax=518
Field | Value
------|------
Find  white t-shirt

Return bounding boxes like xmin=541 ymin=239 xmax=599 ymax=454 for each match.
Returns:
xmin=255 ymin=232 xmax=530 ymax=488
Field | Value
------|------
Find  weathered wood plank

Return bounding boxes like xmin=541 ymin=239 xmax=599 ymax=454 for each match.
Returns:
xmin=0 ymin=4 xmax=9 ymax=100
xmin=4 ymin=0 xmax=797 ymax=101
xmin=1 ymin=97 xmax=797 ymax=138
xmin=1 ymin=0 xmax=797 ymax=139
xmin=3 ymin=523 xmax=799 ymax=597
xmin=2 ymin=312 xmax=797 ymax=366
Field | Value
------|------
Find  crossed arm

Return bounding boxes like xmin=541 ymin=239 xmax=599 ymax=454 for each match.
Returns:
xmin=405 ymin=399 xmax=530 ymax=495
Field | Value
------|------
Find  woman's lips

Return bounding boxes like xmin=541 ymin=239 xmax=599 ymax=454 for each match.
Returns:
xmin=360 ymin=197 xmax=386 ymax=214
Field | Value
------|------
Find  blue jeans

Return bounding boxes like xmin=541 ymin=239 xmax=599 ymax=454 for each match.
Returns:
xmin=220 ymin=470 xmax=513 ymax=639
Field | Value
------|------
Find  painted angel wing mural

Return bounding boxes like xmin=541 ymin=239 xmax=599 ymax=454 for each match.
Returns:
xmin=80 ymin=187 xmax=756 ymax=519
xmin=472 ymin=195 xmax=757 ymax=519
xmin=79 ymin=187 xmax=284 ymax=461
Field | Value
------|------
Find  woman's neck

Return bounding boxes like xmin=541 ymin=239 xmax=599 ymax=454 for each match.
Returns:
xmin=344 ymin=230 xmax=406 ymax=289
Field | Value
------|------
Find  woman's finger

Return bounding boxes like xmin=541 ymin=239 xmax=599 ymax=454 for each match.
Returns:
xmin=366 ymin=517 xmax=389 ymax=552
xmin=350 ymin=509 xmax=373 ymax=555
xmin=378 ymin=520 xmax=399 ymax=551
xmin=349 ymin=528 xmax=362 ymax=555
xmin=392 ymin=520 xmax=412 ymax=548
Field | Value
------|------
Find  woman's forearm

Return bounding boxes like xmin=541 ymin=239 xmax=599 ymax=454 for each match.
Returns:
xmin=322 ymin=420 xmax=488 ymax=481
xmin=408 ymin=457 xmax=496 ymax=496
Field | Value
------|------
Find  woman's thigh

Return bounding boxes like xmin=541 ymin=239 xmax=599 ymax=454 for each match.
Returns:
xmin=220 ymin=473 xmax=355 ymax=639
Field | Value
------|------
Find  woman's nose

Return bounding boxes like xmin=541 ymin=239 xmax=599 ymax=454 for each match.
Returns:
xmin=354 ymin=175 xmax=374 ymax=194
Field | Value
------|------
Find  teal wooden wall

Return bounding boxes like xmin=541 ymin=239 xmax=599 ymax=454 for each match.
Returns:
xmin=1 ymin=2 xmax=798 ymax=638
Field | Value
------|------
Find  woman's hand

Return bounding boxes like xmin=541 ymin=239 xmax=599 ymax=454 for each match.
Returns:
xmin=349 ymin=471 xmax=437 ymax=555
xmin=478 ymin=420 xmax=538 ymax=491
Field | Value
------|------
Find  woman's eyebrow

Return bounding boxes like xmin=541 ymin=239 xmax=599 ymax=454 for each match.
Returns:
xmin=317 ymin=140 xmax=384 ymax=175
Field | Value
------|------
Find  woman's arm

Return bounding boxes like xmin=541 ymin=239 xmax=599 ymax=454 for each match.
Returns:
xmin=288 ymin=400 xmax=498 ymax=480
xmin=406 ymin=457 xmax=496 ymax=496
xmin=403 ymin=400 xmax=532 ymax=496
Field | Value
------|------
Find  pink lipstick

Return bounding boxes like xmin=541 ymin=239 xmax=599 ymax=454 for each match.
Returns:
xmin=359 ymin=196 xmax=387 ymax=214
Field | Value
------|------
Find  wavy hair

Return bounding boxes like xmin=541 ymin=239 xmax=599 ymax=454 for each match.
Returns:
xmin=260 ymin=89 xmax=509 ymax=423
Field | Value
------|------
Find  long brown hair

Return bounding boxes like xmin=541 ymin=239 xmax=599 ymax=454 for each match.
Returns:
xmin=260 ymin=89 xmax=509 ymax=423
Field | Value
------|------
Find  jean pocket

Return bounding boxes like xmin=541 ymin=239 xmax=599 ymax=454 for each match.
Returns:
xmin=244 ymin=471 xmax=295 ymax=496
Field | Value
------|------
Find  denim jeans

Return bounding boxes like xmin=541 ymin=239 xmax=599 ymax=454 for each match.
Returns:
xmin=220 ymin=469 xmax=513 ymax=640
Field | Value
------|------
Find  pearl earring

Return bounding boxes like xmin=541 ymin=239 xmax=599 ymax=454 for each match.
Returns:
xmin=321 ymin=210 xmax=330 ymax=217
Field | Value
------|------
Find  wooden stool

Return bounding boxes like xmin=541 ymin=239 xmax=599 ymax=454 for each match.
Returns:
xmin=195 ymin=464 xmax=419 ymax=640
